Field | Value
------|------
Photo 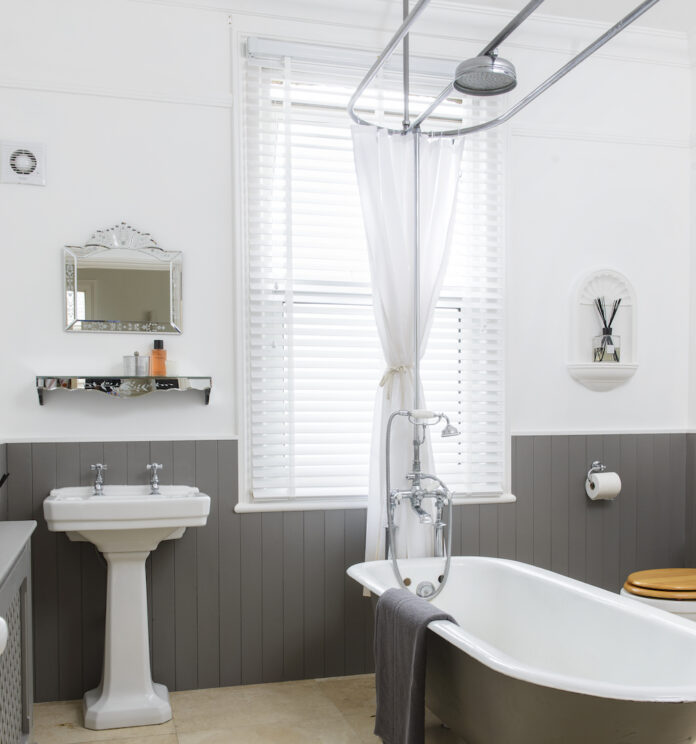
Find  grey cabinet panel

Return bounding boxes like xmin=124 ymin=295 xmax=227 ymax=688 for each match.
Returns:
xmin=0 ymin=524 xmax=35 ymax=744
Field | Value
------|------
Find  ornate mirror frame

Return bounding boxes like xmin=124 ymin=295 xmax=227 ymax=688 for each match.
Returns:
xmin=64 ymin=222 xmax=183 ymax=334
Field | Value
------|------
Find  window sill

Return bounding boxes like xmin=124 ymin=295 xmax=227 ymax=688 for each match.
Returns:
xmin=452 ymin=493 xmax=516 ymax=505
xmin=234 ymin=493 xmax=515 ymax=513
xmin=234 ymin=498 xmax=369 ymax=513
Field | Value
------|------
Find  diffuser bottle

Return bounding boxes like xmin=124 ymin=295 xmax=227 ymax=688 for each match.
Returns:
xmin=151 ymin=340 xmax=167 ymax=376
xmin=592 ymin=298 xmax=622 ymax=364
xmin=592 ymin=329 xmax=621 ymax=363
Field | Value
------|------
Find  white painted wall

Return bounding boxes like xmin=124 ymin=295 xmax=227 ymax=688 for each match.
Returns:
xmin=0 ymin=0 xmax=691 ymax=441
xmin=688 ymin=29 xmax=696 ymax=432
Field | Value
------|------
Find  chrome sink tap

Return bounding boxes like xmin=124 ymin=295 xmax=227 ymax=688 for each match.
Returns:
xmin=90 ymin=463 xmax=108 ymax=496
xmin=147 ymin=463 xmax=163 ymax=495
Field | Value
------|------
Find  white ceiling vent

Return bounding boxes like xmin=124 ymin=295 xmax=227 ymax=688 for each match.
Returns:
xmin=0 ymin=141 xmax=46 ymax=186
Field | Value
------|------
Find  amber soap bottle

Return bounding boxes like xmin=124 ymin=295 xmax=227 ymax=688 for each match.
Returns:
xmin=151 ymin=339 xmax=167 ymax=376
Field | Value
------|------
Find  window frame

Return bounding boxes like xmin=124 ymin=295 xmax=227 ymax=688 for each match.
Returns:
xmin=232 ymin=32 xmax=514 ymax=513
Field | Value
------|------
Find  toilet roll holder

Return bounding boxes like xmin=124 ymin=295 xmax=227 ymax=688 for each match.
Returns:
xmin=587 ymin=460 xmax=606 ymax=483
xmin=585 ymin=460 xmax=621 ymax=500
xmin=586 ymin=460 xmax=607 ymax=496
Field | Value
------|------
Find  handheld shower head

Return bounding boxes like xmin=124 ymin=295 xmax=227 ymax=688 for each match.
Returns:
xmin=453 ymin=54 xmax=517 ymax=96
xmin=440 ymin=415 xmax=460 ymax=438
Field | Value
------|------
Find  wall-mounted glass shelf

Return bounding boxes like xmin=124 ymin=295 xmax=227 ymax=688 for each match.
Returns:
xmin=36 ymin=376 xmax=212 ymax=405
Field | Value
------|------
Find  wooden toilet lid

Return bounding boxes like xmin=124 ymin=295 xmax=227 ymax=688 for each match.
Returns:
xmin=624 ymin=569 xmax=696 ymax=600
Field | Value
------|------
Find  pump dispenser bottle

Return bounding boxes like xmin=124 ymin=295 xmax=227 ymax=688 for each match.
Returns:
xmin=151 ymin=340 xmax=167 ymax=376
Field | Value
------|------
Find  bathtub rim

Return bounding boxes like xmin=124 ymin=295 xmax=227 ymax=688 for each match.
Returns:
xmin=348 ymin=556 xmax=696 ymax=704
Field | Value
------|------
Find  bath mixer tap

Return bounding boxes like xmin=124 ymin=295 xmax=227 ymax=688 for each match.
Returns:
xmin=411 ymin=498 xmax=434 ymax=524
xmin=147 ymin=463 xmax=163 ymax=495
xmin=384 ymin=409 xmax=458 ymax=599
xmin=90 ymin=463 xmax=107 ymax=495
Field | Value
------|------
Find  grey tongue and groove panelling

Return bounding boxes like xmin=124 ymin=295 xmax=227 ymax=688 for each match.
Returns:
xmin=0 ymin=443 xmax=7 ymax=521
xmin=3 ymin=434 xmax=690 ymax=703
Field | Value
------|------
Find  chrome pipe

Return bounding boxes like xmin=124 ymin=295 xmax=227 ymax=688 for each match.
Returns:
xmin=410 ymin=82 xmax=453 ymax=131
xmin=412 ymin=131 xmax=421 ymax=470
xmin=414 ymin=0 xmax=663 ymax=137
xmin=350 ymin=0 xmax=663 ymax=137
xmin=434 ymin=500 xmax=446 ymax=557
xmin=478 ymin=0 xmax=546 ymax=58
xmin=347 ymin=0 xmax=431 ymax=128
xmin=384 ymin=409 xmax=407 ymax=559
xmin=403 ymin=0 xmax=410 ymax=130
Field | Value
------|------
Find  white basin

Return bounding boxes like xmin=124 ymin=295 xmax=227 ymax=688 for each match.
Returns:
xmin=43 ymin=484 xmax=210 ymax=730
xmin=45 ymin=485 xmax=209 ymax=547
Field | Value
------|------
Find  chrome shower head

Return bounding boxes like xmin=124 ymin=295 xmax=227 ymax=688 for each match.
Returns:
xmin=453 ymin=54 xmax=517 ymax=96
xmin=440 ymin=414 xmax=460 ymax=438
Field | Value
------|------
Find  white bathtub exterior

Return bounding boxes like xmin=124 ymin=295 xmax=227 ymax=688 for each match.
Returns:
xmin=348 ymin=557 xmax=696 ymax=744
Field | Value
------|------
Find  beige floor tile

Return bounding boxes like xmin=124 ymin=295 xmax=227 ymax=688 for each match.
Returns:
xmin=340 ymin=703 xmax=466 ymax=744
xmin=33 ymin=699 xmax=176 ymax=744
xmin=315 ymin=674 xmax=376 ymax=715
xmin=176 ymin=714 xmax=361 ymax=743
xmin=172 ymin=679 xmax=345 ymax=735
xmin=36 ymin=676 xmax=465 ymax=744
xmin=340 ymin=710 xmax=379 ymax=742
xmin=61 ymin=737 xmax=178 ymax=744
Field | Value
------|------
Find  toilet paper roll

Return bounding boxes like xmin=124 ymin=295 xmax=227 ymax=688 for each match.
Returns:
xmin=585 ymin=472 xmax=621 ymax=500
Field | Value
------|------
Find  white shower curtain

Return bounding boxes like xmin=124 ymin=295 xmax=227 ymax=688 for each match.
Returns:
xmin=352 ymin=125 xmax=465 ymax=563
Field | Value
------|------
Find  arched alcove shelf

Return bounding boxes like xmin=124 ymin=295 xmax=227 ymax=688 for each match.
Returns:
xmin=567 ymin=269 xmax=637 ymax=392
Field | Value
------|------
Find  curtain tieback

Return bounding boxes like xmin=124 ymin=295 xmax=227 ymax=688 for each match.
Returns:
xmin=379 ymin=364 xmax=413 ymax=401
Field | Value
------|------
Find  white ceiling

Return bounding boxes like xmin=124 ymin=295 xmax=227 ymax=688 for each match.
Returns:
xmin=486 ymin=0 xmax=696 ymax=33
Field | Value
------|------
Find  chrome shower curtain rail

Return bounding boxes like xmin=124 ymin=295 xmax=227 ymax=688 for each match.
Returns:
xmin=347 ymin=0 xmax=663 ymax=137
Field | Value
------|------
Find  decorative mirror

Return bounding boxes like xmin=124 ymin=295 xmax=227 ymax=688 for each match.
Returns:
xmin=64 ymin=223 xmax=182 ymax=333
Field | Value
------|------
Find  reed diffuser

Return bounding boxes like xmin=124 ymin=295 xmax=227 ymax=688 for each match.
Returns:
xmin=592 ymin=297 xmax=621 ymax=363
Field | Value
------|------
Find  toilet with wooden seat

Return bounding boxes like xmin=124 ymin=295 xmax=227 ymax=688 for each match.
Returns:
xmin=621 ymin=569 xmax=696 ymax=622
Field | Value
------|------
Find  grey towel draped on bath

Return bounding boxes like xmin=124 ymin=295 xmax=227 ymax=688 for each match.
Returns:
xmin=373 ymin=587 xmax=457 ymax=744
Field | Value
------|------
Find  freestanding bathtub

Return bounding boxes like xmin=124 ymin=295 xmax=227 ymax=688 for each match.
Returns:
xmin=347 ymin=556 xmax=696 ymax=744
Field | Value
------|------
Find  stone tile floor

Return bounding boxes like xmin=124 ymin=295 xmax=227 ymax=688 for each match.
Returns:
xmin=33 ymin=674 xmax=465 ymax=743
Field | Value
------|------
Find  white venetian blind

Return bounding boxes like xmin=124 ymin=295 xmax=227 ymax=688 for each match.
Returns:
xmin=243 ymin=39 xmax=505 ymax=502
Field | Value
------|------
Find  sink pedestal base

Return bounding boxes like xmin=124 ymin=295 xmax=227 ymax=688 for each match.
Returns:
xmin=84 ymin=682 xmax=170 ymax=730
xmin=83 ymin=550 xmax=172 ymax=730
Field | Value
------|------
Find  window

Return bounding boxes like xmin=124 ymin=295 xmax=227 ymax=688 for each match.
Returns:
xmin=241 ymin=39 xmax=505 ymax=507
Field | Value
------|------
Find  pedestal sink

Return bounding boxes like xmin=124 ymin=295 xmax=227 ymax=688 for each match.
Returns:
xmin=44 ymin=485 xmax=210 ymax=730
